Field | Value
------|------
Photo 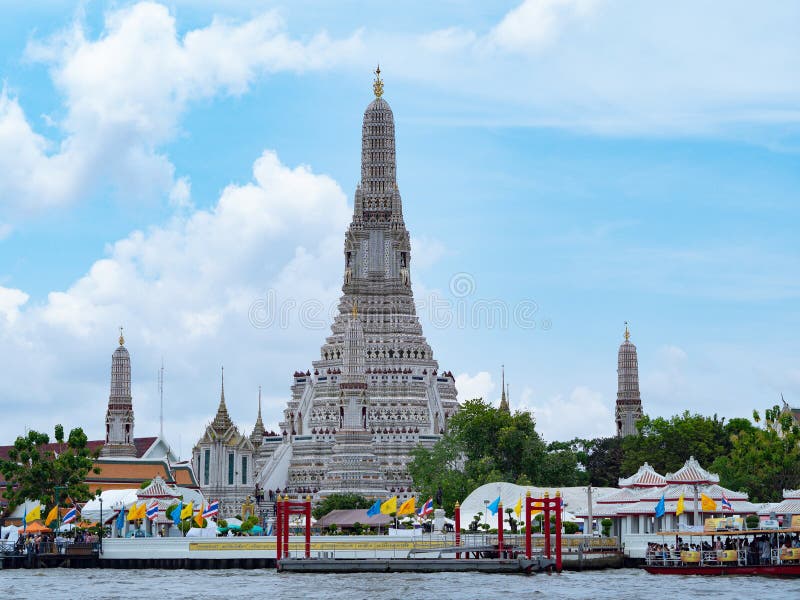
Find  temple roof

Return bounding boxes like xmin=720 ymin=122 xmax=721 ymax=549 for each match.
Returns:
xmin=249 ymin=387 xmax=266 ymax=447
xmin=618 ymin=463 xmax=666 ymax=488
xmin=664 ymin=456 xmax=719 ymax=485
xmin=211 ymin=368 xmax=234 ymax=433
xmin=137 ymin=475 xmax=180 ymax=499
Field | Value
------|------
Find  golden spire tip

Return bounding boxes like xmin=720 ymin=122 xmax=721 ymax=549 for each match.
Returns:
xmin=373 ymin=65 xmax=384 ymax=98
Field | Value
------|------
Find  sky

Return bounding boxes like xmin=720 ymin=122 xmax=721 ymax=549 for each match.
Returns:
xmin=0 ymin=0 xmax=798 ymax=458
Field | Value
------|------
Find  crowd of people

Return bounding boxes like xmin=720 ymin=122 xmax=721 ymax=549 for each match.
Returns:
xmin=647 ymin=533 xmax=800 ymax=566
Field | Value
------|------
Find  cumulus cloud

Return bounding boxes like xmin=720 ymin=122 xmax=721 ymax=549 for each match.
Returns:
xmin=518 ymin=385 xmax=614 ymax=441
xmin=0 ymin=149 xmax=350 ymax=444
xmin=488 ymin=0 xmax=600 ymax=52
xmin=0 ymin=2 xmax=362 ymax=215
xmin=456 ymin=371 xmax=495 ymax=404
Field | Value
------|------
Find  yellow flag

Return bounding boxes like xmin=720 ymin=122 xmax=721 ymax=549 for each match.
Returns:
xmin=127 ymin=503 xmax=141 ymax=521
xmin=514 ymin=496 xmax=522 ymax=519
xmin=26 ymin=505 xmax=41 ymax=523
xmin=380 ymin=496 xmax=397 ymax=515
xmin=700 ymin=493 xmax=717 ymax=512
xmin=676 ymin=494 xmax=685 ymax=517
xmin=45 ymin=505 xmax=59 ymax=526
xmin=531 ymin=501 xmax=542 ymax=516
xmin=397 ymin=497 xmax=416 ymax=516
xmin=180 ymin=501 xmax=193 ymax=520
xmin=195 ymin=504 xmax=205 ymax=527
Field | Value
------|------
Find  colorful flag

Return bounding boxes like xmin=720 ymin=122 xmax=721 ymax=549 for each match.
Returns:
xmin=180 ymin=501 xmax=193 ymax=520
xmin=146 ymin=500 xmax=159 ymax=521
xmin=26 ymin=504 xmax=41 ymax=523
xmin=195 ymin=504 xmax=205 ymax=527
xmin=22 ymin=505 xmax=27 ymax=532
xmin=202 ymin=501 xmax=219 ymax=519
xmin=676 ymin=494 xmax=685 ymax=517
xmin=721 ymin=493 xmax=733 ymax=512
xmin=127 ymin=503 xmax=141 ymax=521
xmin=366 ymin=499 xmax=382 ymax=518
xmin=654 ymin=494 xmax=666 ymax=518
xmin=700 ymin=493 xmax=717 ymax=512
xmin=63 ymin=506 xmax=78 ymax=525
xmin=172 ymin=502 xmax=182 ymax=526
xmin=45 ymin=505 xmax=59 ymax=526
xmin=397 ymin=497 xmax=416 ymax=516
xmin=417 ymin=498 xmax=434 ymax=518
xmin=116 ymin=507 xmax=126 ymax=530
xmin=380 ymin=496 xmax=397 ymax=515
xmin=487 ymin=496 xmax=501 ymax=516
xmin=514 ymin=496 xmax=522 ymax=519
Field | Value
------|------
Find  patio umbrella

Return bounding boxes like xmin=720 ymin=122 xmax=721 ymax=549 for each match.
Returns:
xmin=19 ymin=521 xmax=52 ymax=533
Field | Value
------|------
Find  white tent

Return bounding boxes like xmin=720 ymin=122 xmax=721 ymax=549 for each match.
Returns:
xmin=460 ymin=482 xmax=616 ymax=529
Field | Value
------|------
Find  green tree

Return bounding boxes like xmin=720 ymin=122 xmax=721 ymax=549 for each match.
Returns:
xmin=621 ymin=412 xmax=733 ymax=475
xmin=711 ymin=405 xmax=800 ymax=502
xmin=0 ymin=425 xmax=100 ymax=510
xmin=576 ymin=436 xmax=625 ymax=487
xmin=311 ymin=493 xmax=372 ymax=520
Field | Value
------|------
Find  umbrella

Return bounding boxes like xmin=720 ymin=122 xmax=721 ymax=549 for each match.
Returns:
xmin=250 ymin=525 xmax=264 ymax=534
xmin=77 ymin=521 xmax=98 ymax=529
xmin=19 ymin=521 xmax=52 ymax=533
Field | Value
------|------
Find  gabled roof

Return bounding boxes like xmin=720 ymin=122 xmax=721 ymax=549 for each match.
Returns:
xmin=596 ymin=488 xmax=640 ymax=504
xmin=0 ymin=436 xmax=158 ymax=461
xmin=618 ymin=463 xmax=666 ymax=488
xmin=664 ymin=456 xmax=719 ymax=485
xmin=137 ymin=475 xmax=180 ymax=499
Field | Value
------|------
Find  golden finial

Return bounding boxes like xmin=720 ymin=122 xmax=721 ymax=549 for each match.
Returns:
xmin=352 ymin=300 xmax=358 ymax=319
xmin=306 ymin=495 xmax=312 ymax=502
xmin=624 ymin=321 xmax=630 ymax=342
xmin=526 ymin=490 xmax=531 ymax=497
xmin=373 ymin=64 xmax=384 ymax=98
xmin=119 ymin=326 xmax=125 ymax=346
xmin=555 ymin=490 xmax=561 ymax=497
xmin=454 ymin=500 xmax=460 ymax=508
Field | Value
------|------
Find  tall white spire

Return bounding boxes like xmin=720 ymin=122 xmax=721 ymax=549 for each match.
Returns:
xmin=101 ymin=328 xmax=136 ymax=457
xmin=616 ymin=322 xmax=643 ymax=437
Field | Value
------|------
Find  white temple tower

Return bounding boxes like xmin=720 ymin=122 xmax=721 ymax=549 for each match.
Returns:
xmin=616 ymin=323 xmax=643 ymax=437
xmin=101 ymin=329 xmax=137 ymax=457
xmin=260 ymin=69 xmax=460 ymax=499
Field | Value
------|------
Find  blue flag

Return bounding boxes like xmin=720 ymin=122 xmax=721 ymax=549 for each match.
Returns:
xmin=116 ymin=507 xmax=125 ymax=531
xmin=173 ymin=501 xmax=183 ymax=526
xmin=654 ymin=494 xmax=666 ymax=518
xmin=23 ymin=505 xmax=27 ymax=532
xmin=488 ymin=496 xmax=501 ymax=516
xmin=366 ymin=499 xmax=381 ymax=518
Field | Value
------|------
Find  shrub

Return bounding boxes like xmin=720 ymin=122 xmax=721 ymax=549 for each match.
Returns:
xmin=601 ymin=518 xmax=613 ymax=537
xmin=564 ymin=522 xmax=579 ymax=534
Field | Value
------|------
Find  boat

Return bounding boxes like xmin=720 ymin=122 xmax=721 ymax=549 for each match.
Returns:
xmin=643 ymin=526 xmax=800 ymax=577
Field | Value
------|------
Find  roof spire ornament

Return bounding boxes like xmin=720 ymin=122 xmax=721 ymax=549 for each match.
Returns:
xmin=373 ymin=64 xmax=384 ymax=98
xmin=119 ymin=326 xmax=125 ymax=346
xmin=624 ymin=321 xmax=630 ymax=342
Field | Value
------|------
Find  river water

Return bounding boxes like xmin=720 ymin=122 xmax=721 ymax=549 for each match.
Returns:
xmin=3 ymin=568 xmax=799 ymax=599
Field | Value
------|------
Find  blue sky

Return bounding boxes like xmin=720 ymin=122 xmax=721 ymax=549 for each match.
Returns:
xmin=0 ymin=1 xmax=798 ymax=456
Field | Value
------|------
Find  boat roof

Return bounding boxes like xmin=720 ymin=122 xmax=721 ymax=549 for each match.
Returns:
xmin=656 ymin=528 xmax=800 ymax=537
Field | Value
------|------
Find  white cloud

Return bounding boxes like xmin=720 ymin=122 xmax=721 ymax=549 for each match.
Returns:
xmin=518 ymin=385 xmax=614 ymax=440
xmin=0 ymin=149 xmax=350 ymax=445
xmin=488 ymin=0 xmax=600 ymax=52
xmin=0 ymin=2 xmax=362 ymax=216
xmin=456 ymin=371 xmax=495 ymax=403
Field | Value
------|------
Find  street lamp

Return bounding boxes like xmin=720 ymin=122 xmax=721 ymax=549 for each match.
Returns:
xmin=483 ymin=499 xmax=489 ymax=529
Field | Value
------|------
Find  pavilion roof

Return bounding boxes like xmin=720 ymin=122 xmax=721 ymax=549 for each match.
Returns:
xmin=618 ymin=463 xmax=666 ymax=488
xmin=664 ymin=456 xmax=719 ymax=485
xmin=595 ymin=488 xmax=640 ymax=504
xmin=757 ymin=499 xmax=800 ymax=516
xmin=137 ymin=475 xmax=180 ymax=499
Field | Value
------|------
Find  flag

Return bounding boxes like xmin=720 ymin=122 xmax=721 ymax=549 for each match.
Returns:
xmin=195 ymin=504 xmax=205 ymax=527
xmin=721 ymin=493 xmax=733 ymax=512
xmin=26 ymin=504 xmax=41 ymax=523
xmin=380 ymin=496 xmax=397 ymax=515
xmin=63 ymin=507 xmax=78 ymax=525
xmin=202 ymin=501 xmax=219 ymax=519
xmin=676 ymin=494 xmax=685 ymax=517
xmin=417 ymin=498 xmax=434 ymax=518
xmin=366 ymin=499 xmax=381 ymax=518
xmin=172 ymin=502 xmax=182 ymax=526
xmin=180 ymin=501 xmax=193 ymax=520
xmin=700 ymin=493 xmax=717 ymax=512
xmin=487 ymin=496 xmax=501 ymax=516
xmin=397 ymin=497 xmax=416 ymax=516
xmin=654 ymin=494 xmax=666 ymax=518
xmin=22 ymin=505 xmax=27 ymax=532
xmin=45 ymin=505 xmax=59 ymax=526
xmin=514 ymin=496 xmax=522 ymax=519
xmin=127 ymin=503 xmax=141 ymax=521
xmin=116 ymin=507 xmax=126 ymax=530
xmin=146 ymin=500 xmax=159 ymax=521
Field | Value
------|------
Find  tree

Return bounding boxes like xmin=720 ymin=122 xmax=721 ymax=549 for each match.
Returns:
xmin=711 ymin=405 xmax=800 ymax=502
xmin=576 ymin=437 xmax=625 ymax=487
xmin=0 ymin=425 xmax=100 ymax=510
xmin=621 ymin=412 xmax=734 ymax=475
xmin=311 ymin=493 xmax=371 ymax=520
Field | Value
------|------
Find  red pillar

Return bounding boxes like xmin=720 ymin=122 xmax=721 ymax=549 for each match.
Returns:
xmin=555 ymin=491 xmax=563 ymax=573
xmin=275 ymin=496 xmax=282 ymax=565
xmin=544 ymin=492 xmax=551 ymax=560
xmin=525 ymin=492 xmax=532 ymax=559
xmin=454 ymin=501 xmax=461 ymax=559
xmin=497 ymin=501 xmax=504 ymax=556
xmin=283 ymin=495 xmax=290 ymax=558
xmin=304 ymin=495 xmax=312 ymax=559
